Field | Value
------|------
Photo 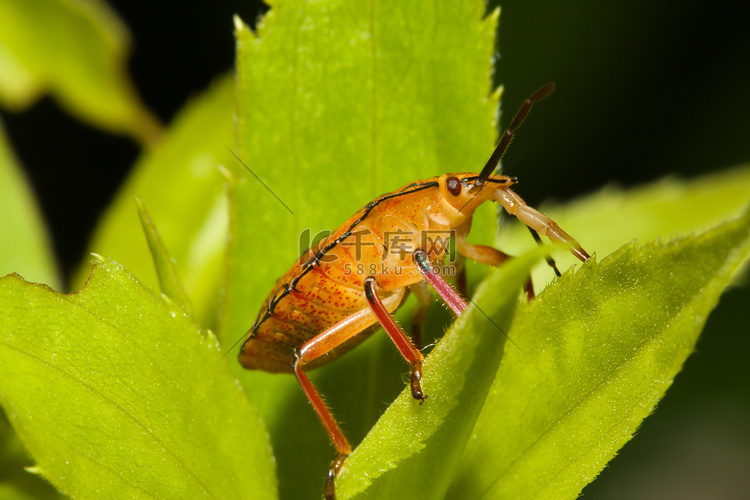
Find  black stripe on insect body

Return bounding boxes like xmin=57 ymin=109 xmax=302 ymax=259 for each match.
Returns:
xmin=245 ymin=181 xmax=439 ymax=341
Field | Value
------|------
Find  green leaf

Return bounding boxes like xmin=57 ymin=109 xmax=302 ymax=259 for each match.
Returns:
xmin=0 ymin=0 xmax=160 ymax=143
xmin=0 ymin=412 xmax=60 ymax=500
xmin=223 ymin=2 xmax=750 ymax=499
xmin=227 ymin=2 xmax=499 ymax=497
xmin=0 ymin=119 xmax=59 ymax=288
xmin=0 ymin=258 xmax=276 ymax=499
xmin=337 ymin=248 xmax=546 ymax=499
xmin=75 ymin=75 xmax=234 ymax=327
xmin=447 ymin=206 xmax=750 ymax=499
xmin=134 ymin=196 xmax=193 ymax=315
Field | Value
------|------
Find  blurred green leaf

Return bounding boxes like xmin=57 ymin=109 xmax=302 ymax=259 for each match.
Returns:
xmin=0 ymin=412 xmax=60 ymax=500
xmin=135 ymin=196 xmax=193 ymax=315
xmin=447 ymin=206 xmax=750 ymax=499
xmin=76 ymin=75 xmax=234 ymax=327
xmin=0 ymin=258 xmax=276 ymax=499
xmin=0 ymin=0 xmax=160 ymax=143
xmin=227 ymin=2 xmax=499 ymax=497
xmin=0 ymin=119 xmax=59 ymax=288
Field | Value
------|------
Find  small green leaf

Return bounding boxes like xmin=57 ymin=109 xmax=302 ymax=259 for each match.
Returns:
xmin=0 ymin=259 xmax=276 ymax=499
xmin=135 ymin=196 xmax=193 ymax=315
xmin=0 ymin=0 xmax=160 ymax=143
xmin=0 ymin=120 xmax=59 ymax=288
xmin=337 ymin=248 xmax=546 ymax=499
xmin=448 ymin=206 xmax=750 ymax=499
xmin=76 ymin=75 xmax=234 ymax=326
xmin=227 ymin=3 xmax=500 ymax=498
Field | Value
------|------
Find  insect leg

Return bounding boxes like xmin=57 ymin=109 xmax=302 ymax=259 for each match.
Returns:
xmin=408 ymin=281 xmax=433 ymax=349
xmin=412 ymin=249 xmax=469 ymax=315
xmin=454 ymin=252 xmax=468 ymax=296
xmin=453 ymin=228 xmax=535 ymax=298
xmin=292 ymin=359 xmax=351 ymax=500
xmin=364 ymin=277 xmax=427 ymax=402
xmin=293 ymin=290 xmax=405 ymax=500
xmin=527 ymin=226 xmax=562 ymax=277
xmin=493 ymin=186 xmax=591 ymax=263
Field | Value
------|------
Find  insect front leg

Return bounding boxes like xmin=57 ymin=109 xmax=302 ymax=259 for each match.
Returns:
xmin=527 ymin=226 xmax=563 ymax=277
xmin=412 ymin=249 xmax=468 ymax=317
xmin=453 ymin=221 xmax=535 ymax=298
xmin=454 ymin=252 xmax=468 ymax=296
xmin=493 ymin=186 xmax=591 ymax=263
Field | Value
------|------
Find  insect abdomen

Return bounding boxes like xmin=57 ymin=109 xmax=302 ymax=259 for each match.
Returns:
xmin=238 ymin=258 xmax=362 ymax=371
xmin=239 ymin=179 xmax=449 ymax=372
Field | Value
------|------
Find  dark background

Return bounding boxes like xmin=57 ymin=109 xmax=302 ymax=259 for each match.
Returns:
xmin=2 ymin=0 xmax=749 ymax=498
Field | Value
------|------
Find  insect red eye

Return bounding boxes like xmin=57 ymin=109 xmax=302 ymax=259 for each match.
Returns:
xmin=446 ymin=176 xmax=461 ymax=196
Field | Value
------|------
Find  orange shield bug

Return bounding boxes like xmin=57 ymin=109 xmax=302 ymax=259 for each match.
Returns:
xmin=238 ymin=83 xmax=590 ymax=499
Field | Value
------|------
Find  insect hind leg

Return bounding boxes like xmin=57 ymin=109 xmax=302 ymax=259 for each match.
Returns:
xmin=292 ymin=291 xmax=403 ymax=500
xmin=292 ymin=351 xmax=351 ymax=500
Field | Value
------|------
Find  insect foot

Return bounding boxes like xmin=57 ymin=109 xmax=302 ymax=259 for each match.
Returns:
xmin=411 ymin=360 xmax=428 ymax=404
xmin=325 ymin=453 xmax=349 ymax=500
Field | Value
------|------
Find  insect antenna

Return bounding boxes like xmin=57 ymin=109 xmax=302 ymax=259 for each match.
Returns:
xmin=225 ymin=145 xmax=295 ymax=215
xmin=465 ymin=296 xmax=522 ymax=353
xmin=222 ymin=330 xmax=250 ymax=360
xmin=475 ymin=83 xmax=556 ymax=188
